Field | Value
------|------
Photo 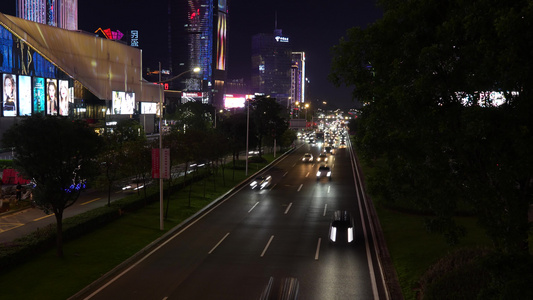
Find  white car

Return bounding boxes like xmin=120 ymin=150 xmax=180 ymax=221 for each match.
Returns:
xmin=302 ymin=153 xmax=314 ymax=162
xmin=250 ymin=175 xmax=272 ymax=190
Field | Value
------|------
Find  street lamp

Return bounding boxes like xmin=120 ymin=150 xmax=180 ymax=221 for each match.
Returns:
xmin=245 ymin=97 xmax=250 ymax=176
xmin=156 ymin=64 xmax=200 ymax=230
xmin=304 ymin=103 xmax=310 ymax=128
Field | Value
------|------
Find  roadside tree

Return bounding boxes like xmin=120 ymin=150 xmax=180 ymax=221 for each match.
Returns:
xmin=330 ymin=0 xmax=533 ymax=254
xmin=2 ymin=115 xmax=100 ymax=257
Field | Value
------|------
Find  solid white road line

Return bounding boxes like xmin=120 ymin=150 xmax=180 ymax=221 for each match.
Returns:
xmin=260 ymin=235 xmax=274 ymax=257
xmin=284 ymin=203 xmax=292 ymax=214
xmin=315 ymin=238 xmax=321 ymax=260
xmin=209 ymin=232 xmax=230 ymax=254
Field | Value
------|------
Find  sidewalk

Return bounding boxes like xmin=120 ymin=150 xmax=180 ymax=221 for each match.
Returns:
xmin=0 ymin=185 xmax=140 ymax=244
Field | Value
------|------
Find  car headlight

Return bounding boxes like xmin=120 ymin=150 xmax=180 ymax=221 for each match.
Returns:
xmin=348 ymin=227 xmax=354 ymax=243
xmin=327 ymin=171 xmax=331 ymax=177
xmin=330 ymin=227 xmax=337 ymax=242
xmin=316 ymin=171 xmax=321 ymax=177
xmin=250 ymin=181 xmax=257 ymax=188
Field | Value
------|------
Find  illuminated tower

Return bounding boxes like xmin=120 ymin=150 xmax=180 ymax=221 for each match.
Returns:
xmin=169 ymin=0 xmax=227 ymax=107
xmin=17 ymin=0 xmax=78 ymax=30
xmin=291 ymin=51 xmax=306 ymax=106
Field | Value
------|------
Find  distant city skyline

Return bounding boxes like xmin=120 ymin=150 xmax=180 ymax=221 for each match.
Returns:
xmin=0 ymin=0 xmax=383 ymax=109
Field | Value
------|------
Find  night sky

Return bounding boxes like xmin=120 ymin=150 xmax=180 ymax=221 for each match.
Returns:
xmin=0 ymin=0 xmax=383 ymax=109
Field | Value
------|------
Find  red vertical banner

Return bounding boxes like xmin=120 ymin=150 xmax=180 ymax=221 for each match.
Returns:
xmin=152 ymin=148 xmax=170 ymax=179
xmin=152 ymin=149 xmax=160 ymax=179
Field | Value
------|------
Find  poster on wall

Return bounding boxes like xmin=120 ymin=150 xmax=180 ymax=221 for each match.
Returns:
xmin=33 ymin=77 xmax=45 ymax=114
xmin=2 ymin=73 xmax=17 ymax=116
xmin=46 ymin=78 xmax=58 ymax=115
xmin=58 ymin=80 xmax=70 ymax=116
xmin=18 ymin=75 xmax=32 ymax=116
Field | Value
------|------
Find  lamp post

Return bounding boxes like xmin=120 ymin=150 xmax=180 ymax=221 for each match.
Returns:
xmin=156 ymin=64 xmax=200 ymax=230
xmin=245 ymin=98 xmax=250 ymax=176
xmin=304 ymin=103 xmax=310 ymax=129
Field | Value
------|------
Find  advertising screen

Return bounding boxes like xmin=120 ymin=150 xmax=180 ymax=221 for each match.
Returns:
xmin=112 ymin=91 xmax=125 ymax=114
xmin=141 ymin=102 xmax=157 ymax=114
xmin=112 ymin=91 xmax=135 ymax=115
xmin=216 ymin=13 xmax=227 ymax=70
xmin=33 ymin=77 xmax=45 ymax=114
xmin=224 ymin=94 xmax=253 ymax=109
xmin=58 ymin=80 xmax=70 ymax=116
xmin=3 ymin=74 xmax=17 ymax=116
xmin=46 ymin=78 xmax=58 ymax=115
xmin=18 ymin=75 xmax=32 ymax=116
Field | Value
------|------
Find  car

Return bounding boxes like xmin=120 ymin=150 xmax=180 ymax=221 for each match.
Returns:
xmin=339 ymin=141 xmax=347 ymax=149
xmin=250 ymin=175 xmax=272 ymax=190
xmin=316 ymin=165 xmax=332 ymax=181
xmin=302 ymin=153 xmax=314 ymax=162
xmin=316 ymin=153 xmax=328 ymax=162
xmin=329 ymin=210 xmax=355 ymax=243
xmin=324 ymin=146 xmax=335 ymax=155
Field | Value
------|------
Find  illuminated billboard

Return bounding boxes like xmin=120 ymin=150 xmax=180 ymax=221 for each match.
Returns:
xmin=182 ymin=92 xmax=204 ymax=104
xmin=18 ymin=75 xmax=32 ymax=116
xmin=33 ymin=77 xmax=45 ymax=114
xmin=46 ymin=78 xmax=58 ymax=115
xmin=112 ymin=91 xmax=135 ymax=115
xmin=2 ymin=74 xmax=17 ymax=117
xmin=216 ymin=13 xmax=227 ymax=70
xmin=224 ymin=94 xmax=253 ymax=109
xmin=58 ymin=80 xmax=70 ymax=116
xmin=141 ymin=102 xmax=157 ymax=114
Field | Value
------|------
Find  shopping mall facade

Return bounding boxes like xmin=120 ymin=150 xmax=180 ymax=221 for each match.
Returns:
xmin=0 ymin=12 xmax=161 ymax=139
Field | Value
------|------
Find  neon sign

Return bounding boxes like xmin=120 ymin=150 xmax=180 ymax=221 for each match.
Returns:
xmin=275 ymin=36 xmax=289 ymax=43
xmin=95 ymin=28 xmax=124 ymax=40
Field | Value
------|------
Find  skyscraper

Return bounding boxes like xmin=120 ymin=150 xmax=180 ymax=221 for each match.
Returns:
xmin=291 ymin=51 xmax=306 ymax=106
xmin=168 ymin=0 xmax=227 ymax=107
xmin=251 ymin=29 xmax=292 ymax=106
xmin=17 ymin=0 xmax=77 ymax=30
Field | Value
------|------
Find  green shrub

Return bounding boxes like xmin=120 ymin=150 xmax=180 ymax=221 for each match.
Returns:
xmin=418 ymin=247 xmax=492 ymax=299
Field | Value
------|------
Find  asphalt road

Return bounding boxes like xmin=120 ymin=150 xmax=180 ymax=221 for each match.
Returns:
xmin=74 ymin=140 xmax=389 ymax=300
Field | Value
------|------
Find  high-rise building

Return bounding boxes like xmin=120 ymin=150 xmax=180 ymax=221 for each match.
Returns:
xmin=168 ymin=0 xmax=227 ymax=108
xmin=251 ymin=29 xmax=292 ymax=106
xmin=291 ymin=51 xmax=306 ymax=106
xmin=17 ymin=0 xmax=78 ymax=30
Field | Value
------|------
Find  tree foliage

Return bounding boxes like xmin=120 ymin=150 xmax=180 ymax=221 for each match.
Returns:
xmin=1 ymin=115 xmax=100 ymax=257
xmin=250 ymin=96 xmax=289 ymax=157
xmin=330 ymin=0 xmax=533 ymax=253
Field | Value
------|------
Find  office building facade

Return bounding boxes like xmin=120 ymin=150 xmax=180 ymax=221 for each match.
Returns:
xmin=251 ymin=29 xmax=292 ymax=106
xmin=17 ymin=0 xmax=78 ymax=30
